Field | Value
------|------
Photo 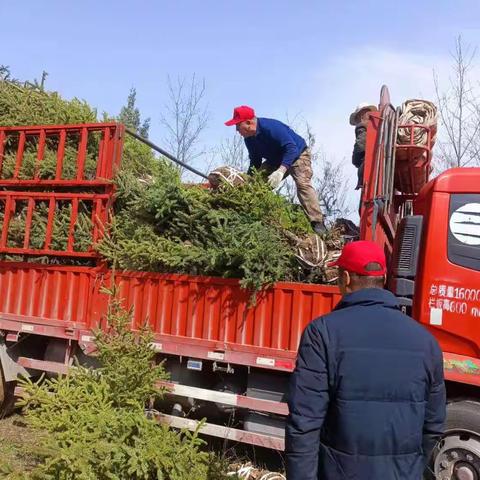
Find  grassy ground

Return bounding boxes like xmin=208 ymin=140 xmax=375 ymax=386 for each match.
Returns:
xmin=0 ymin=415 xmax=284 ymax=479
xmin=0 ymin=415 xmax=40 ymax=473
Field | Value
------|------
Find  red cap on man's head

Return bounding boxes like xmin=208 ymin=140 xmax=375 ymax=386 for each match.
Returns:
xmin=328 ymin=240 xmax=386 ymax=276
xmin=225 ymin=105 xmax=255 ymax=126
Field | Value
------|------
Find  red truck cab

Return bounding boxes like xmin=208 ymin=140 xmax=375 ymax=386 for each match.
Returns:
xmin=414 ymin=169 xmax=480 ymax=361
xmin=359 ymin=88 xmax=480 ymax=478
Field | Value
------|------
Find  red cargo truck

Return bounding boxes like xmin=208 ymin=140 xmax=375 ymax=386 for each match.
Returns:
xmin=0 ymin=87 xmax=479 ymax=478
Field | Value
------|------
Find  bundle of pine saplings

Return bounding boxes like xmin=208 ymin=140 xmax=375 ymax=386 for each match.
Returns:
xmin=0 ymin=68 xmax=343 ymax=292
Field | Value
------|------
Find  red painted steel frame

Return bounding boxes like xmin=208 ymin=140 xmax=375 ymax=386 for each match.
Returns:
xmin=0 ymin=123 xmax=124 ymax=186
xmin=0 ymin=123 xmax=124 ymax=259
xmin=394 ymin=124 xmax=433 ymax=194
xmin=360 ymin=114 xmax=434 ymax=262
xmin=360 ymin=111 xmax=393 ymax=250
xmin=0 ymin=192 xmax=110 ymax=257
xmin=0 ymin=261 xmax=341 ymax=371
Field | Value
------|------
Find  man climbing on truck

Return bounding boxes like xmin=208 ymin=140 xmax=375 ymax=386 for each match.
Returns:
xmin=350 ymin=102 xmax=378 ymax=191
xmin=225 ymin=105 xmax=326 ymax=235
xmin=285 ymin=240 xmax=446 ymax=480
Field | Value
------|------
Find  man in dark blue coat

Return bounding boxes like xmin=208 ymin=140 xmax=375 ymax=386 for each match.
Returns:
xmin=285 ymin=240 xmax=446 ymax=480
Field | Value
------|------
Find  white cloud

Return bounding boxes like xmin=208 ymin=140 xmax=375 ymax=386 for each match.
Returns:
xmin=310 ymin=47 xmax=453 ymax=154
xmin=305 ymin=47 xmax=454 ymax=217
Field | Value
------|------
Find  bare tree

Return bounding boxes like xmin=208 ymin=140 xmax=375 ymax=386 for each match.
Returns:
xmin=160 ymin=75 xmax=209 ymax=174
xmin=216 ymin=134 xmax=249 ymax=171
xmin=280 ymin=120 xmax=351 ymax=222
xmin=203 ymin=134 xmax=249 ymax=176
xmin=434 ymin=36 xmax=480 ymax=170
xmin=314 ymin=154 xmax=351 ymax=222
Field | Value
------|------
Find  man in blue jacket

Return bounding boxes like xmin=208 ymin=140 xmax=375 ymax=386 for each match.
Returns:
xmin=225 ymin=106 xmax=325 ymax=235
xmin=286 ymin=240 xmax=446 ymax=480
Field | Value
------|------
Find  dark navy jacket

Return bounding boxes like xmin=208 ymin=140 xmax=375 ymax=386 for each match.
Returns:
xmin=245 ymin=117 xmax=307 ymax=171
xmin=285 ymin=288 xmax=446 ymax=480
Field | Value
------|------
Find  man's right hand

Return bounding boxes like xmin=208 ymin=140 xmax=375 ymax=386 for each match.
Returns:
xmin=267 ymin=166 xmax=287 ymax=189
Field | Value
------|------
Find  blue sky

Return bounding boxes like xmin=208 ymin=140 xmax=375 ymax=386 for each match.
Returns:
xmin=1 ymin=0 xmax=480 ymax=212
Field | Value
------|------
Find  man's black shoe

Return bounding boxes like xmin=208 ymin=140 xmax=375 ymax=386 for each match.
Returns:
xmin=311 ymin=221 xmax=327 ymax=236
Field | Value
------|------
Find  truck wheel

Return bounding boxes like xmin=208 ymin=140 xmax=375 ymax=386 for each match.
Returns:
xmin=0 ymin=361 xmax=14 ymax=417
xmin=428 ymin=400 xmax=480 ymax=480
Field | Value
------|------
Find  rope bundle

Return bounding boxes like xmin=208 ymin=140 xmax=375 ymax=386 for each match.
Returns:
xmin=397 ymin=99 xmax=437 ymax=147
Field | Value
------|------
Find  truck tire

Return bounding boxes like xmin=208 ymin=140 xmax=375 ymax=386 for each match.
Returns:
xmin=427 ymin=400 xmax=480 ymax=480
xmin=0 ymin=361 xmax=15 ymax=418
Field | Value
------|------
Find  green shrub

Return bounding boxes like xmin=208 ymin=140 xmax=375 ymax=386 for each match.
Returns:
xmin=98 ymin=167 xmax=311 ymax=293
xmin=14 ymin=294 xmax=229 ymax=479
xmin=0 ymin=67 xmax=96 ymax=127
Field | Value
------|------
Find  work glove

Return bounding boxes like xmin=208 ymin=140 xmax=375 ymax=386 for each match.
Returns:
xmin=267 ymin=166 xmax=287 ymax=189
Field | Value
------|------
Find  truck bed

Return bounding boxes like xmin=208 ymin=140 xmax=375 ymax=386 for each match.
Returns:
xmin=0 ymin=261 xmax=340 ymax=372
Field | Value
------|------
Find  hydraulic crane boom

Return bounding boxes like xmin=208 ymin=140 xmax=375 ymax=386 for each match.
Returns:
xmin=359 ymin=85 xmax=435 ymax=264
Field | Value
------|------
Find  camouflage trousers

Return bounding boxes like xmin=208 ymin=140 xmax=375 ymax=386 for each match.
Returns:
xmin=261 ymin=149 xmax=324 ymax=223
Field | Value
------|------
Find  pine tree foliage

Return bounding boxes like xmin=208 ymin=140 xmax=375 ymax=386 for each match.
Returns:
xmin=0 ymin=66 xmax=97 ymax=127
xmin=99 ymin=163 xmax=311 ymax=292
xmin=0 ymin=68 xmax=327 ymax=293
xmin=118 ymin=88 xmax=150 ymax=138
xmin=11 ymin=294 xmax=230 ymax=479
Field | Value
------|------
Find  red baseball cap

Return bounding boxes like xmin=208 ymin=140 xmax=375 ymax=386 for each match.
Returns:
xmin=328 ymin=240 xmax=386 ymax=276
xmin=225 ymin=105 xmax=255 ymax=126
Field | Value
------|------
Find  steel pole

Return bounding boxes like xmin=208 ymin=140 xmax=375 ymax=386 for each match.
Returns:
xmin=125 ymin=128 xmax=209 ymax=180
